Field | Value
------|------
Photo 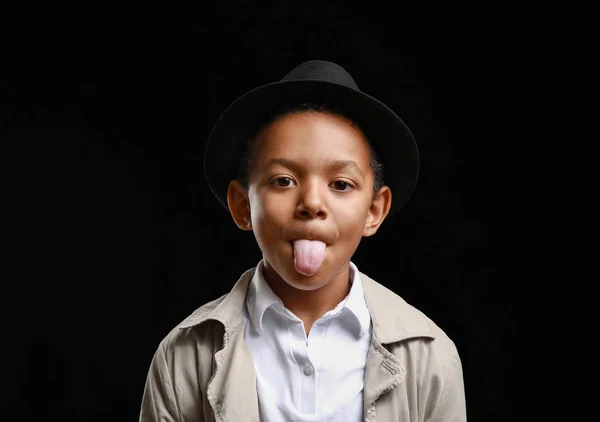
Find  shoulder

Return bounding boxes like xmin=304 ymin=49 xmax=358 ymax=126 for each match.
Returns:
xmin=156 ymin=295 xmax=228 ymax=359
xmin=158 ymin=267 xmax=255 ymax=357
xmin=146 ymin=293 xmax=231 ymax=394
xmin=360 ymin=272 xmax=462 ymax=367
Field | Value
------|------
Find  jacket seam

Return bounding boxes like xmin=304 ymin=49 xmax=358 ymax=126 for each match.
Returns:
xmin=159 ymin=341 xmax=183 ymax=421
xmin=207 ymin=323 xmax=244 ymax=422
xmin=429 ymin=351 xmax=459 ymax=420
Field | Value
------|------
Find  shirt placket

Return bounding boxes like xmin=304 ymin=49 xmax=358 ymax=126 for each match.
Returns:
xmin=288 ymin=317 xmax=318 ymax=413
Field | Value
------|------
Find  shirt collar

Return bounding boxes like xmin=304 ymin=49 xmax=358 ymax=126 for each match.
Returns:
xmin=245 ymin=260 xmax=285 ymax=332
xmin=246 ymin=260 xmax=371 ymax=337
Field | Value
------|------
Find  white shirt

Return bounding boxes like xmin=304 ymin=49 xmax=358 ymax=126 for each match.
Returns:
xmin=242 ymin=260 xmax=372 ymax=422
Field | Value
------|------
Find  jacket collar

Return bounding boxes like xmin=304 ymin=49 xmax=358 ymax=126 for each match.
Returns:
xmin=177 ymin=267 xmax=253 ymax=332
xmin=178 ymin=265 xmax=435 ymax=344
xmin=178 ymin=268 xmax=259 ymax=422
xmin=360 ymin=272 xmax=435 ymax=343
xmin=358 ymin=272 xmax=436 ymax=409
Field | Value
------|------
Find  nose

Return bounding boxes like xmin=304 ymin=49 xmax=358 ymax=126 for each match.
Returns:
xmin=295 ymin=178 xmax=328 ymax=219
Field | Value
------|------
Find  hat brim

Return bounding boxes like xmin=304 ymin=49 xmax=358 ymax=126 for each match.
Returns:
xmin=204 ymin=79 xmax=419 ymax=216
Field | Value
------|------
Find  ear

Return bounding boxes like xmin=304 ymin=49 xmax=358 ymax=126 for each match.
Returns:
xmin=363 ymin=186 xmax=392 ymax=237
xmin=227 ymin=180 xmax=253 ymax=231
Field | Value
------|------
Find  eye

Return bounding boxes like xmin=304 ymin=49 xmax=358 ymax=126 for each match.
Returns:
xmin=271 ymin=177 xmax=296 ymax=187
xmin=331 ymin=180 xmax=353 ymax=192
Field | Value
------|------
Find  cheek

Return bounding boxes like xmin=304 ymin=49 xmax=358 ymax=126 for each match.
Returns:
xmin=248 ymin=188 xmax=268 ymax=224
xmin=249 ymin=191 xmax=290 ymax=237
xmin=251 ymin=188 xmax=293 ymax=217
xmin=334 ymin=202 xmax=369 ymax=239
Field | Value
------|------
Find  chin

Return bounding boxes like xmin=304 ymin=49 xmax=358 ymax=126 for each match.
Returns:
xmin=283 ymin=268 xmax=331 ymax=291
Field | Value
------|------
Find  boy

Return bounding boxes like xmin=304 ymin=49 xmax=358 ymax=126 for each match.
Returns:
xmin=140 ymin=60 xmax=467 ymax=421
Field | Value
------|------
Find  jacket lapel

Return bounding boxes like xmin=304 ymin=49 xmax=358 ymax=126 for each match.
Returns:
xmin=206 ymin=325 xmax=260 ymax=422
xmin=179 ymin=268 xmax=260 ymax=422
xmin=364 ymin=334 xmax=405 ymax=409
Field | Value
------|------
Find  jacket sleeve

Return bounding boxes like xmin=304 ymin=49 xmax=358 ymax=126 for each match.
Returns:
xmin=139 ymin=342 xmax=193 ymax=422
xmin=429 ymin=353 xmax=467 ymax=422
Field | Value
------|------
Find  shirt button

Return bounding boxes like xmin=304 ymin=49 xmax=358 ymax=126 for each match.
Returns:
xmin=303 ymin=364 xmax=313 ymax=376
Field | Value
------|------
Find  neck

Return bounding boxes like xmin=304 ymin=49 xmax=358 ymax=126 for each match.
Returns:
xmin=262 ymin=263 xmax=352 ymax=332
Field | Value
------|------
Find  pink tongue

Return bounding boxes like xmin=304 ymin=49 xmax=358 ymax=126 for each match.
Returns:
xmin=293 ymin=239 xmax=326 ymax=276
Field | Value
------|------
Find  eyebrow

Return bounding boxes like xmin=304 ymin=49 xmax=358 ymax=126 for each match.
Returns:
xmin=265 ymin=158 xmax=365 ymax=178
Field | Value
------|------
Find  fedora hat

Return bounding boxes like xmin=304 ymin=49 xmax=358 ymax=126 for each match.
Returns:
xmin=203 ymin=60 xmax=419 ymax=217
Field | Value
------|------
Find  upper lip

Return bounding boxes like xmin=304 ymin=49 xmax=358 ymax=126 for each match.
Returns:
xmin=288 ymin=230 xmax=332 ymax=246
xmin=290 ymin=237 xmax=329 ymax=245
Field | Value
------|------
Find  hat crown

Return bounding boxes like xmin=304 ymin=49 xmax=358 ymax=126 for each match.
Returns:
xmin=281 ymin=60 xmax=360 ymax=90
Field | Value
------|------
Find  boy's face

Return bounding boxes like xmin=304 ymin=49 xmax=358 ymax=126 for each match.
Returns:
xmin=227 ymin=111 xmax=391 ymax=291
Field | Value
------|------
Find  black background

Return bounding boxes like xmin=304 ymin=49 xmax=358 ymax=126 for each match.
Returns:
xmin=2 ymin=3 xmax=569 ymax=421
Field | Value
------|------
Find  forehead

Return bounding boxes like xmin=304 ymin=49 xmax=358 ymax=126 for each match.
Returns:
xmin=252 ymin=111 xmax=372 ymax=166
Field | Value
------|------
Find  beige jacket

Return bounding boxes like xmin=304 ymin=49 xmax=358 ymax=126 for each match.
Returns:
xmin=140 ymin=267 xmax=466 ymax=422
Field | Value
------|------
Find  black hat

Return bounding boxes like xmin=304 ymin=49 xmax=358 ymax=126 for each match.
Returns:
xmin=203 ymin=60 xmax=419 ymax=217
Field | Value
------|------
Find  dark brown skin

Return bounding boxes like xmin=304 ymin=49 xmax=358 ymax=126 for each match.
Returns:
xmin=227 ymin=111 xmax=392 ymax=334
